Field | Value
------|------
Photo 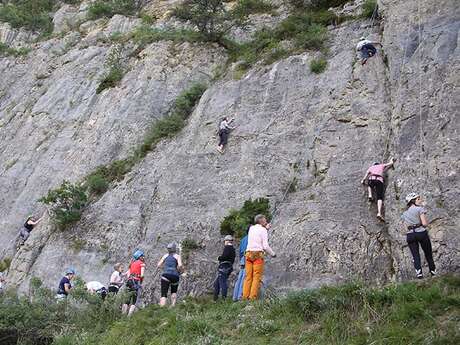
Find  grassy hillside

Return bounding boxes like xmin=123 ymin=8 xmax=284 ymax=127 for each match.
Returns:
xmin=1 ymin=275 xmax=459 ymax=345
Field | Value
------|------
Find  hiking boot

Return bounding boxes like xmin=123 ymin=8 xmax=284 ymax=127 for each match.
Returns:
xmin=416 ymin=269 xmax=423 ymax=279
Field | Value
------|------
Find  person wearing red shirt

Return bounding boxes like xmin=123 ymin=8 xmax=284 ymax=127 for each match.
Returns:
xmin=122 ymin=250 xmax=146 ymax=316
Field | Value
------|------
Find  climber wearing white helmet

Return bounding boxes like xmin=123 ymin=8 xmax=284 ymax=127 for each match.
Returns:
xmin=213 ymin=235 xmax=236 ymax=301
xmin=356 ymin=36 xmax=382 ymax=65
xmin=157 ymin=243 xmax=184 ymax=307
xmin=401 ymin=193 xmax=436 ymax=279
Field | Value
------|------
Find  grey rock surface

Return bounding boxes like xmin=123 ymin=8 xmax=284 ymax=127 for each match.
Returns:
xmin=1 ymin=0 xmax=458 ymax=300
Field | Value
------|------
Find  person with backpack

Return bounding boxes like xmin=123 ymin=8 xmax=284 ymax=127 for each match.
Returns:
xmin=122 ymin=250 xmax=145 ymax=316
xmin=217 ymin=117 xmax=235 ymax=154
xmin=108 ymin=262 xmax=125 ymax=294
xmin=402 ymin=193 xmax=436 ymax=279
xmin=86 ymin=281 xmax=107 ymax=300
xmin=361 ymin=158 xmax=395 ymax=222
xmin=243 ymin=215 xmax=276 ymax=300
xmin=18 ymin=215 xmax=43 ymax=247
xmin=213 ymin=235 xmax=236 ymax=301
xmin=56 ymin=268 xmax=76 ymax=300
xmin=233 ymin=230 xmax=249 ymax=301
xmin=157 ymin=243 xmax=183 ymax=307
xmin=356 ymin=36 xmax=382 ymax=65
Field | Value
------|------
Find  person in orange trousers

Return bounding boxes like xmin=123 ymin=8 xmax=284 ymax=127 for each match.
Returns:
xmin=242 ymin=214 xmax=276 ymax=300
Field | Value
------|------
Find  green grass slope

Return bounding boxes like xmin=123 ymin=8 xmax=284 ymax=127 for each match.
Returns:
xmin=1 ymin=275 xmax=459 ymax=345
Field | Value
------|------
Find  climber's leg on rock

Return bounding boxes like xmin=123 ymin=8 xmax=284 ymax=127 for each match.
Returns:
xmin=418 ymin=232 xmax=436 ymax=275
xmin=367 ymin=186 xmax=373 ymax=202
xmin=368 ymin=179 xmax=385 ymax=220
xmin=217 ymin=129 xmax=229 ymax=154
xmin=407 ymin=232 xmax=423 ymax=278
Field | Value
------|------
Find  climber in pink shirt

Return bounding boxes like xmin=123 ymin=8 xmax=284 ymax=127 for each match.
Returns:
xmin=361 ymin=158 xmax=395 ymax=221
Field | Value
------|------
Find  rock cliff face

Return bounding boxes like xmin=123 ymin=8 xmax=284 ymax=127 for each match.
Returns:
xmin=1 ymin=0 xmax=458 ymax=299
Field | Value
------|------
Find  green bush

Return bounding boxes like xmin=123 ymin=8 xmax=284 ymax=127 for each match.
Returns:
xmin=136 ymin=83 xmax=207 ymax=157
xmin=85 ymin=173 xmax=109 ymax=195
xmin=0 ymin=42 xmax=30 ymax=56
xmin=39 ymin=181 xmax=88 ymax=230
xmin=0 ymin=0 xmax=54 ymax=33
xmin=131 ymin=25 xmax=204 ymax=47
xmin=361 ymin=0 xmax=378 ymax=19
xmin=96 ymin=45 xmax=125 ymax=94
xmin=232 ymin=0 xmax=275 ymax=16
xmin=294 ymin=23 xmax=327 ymax=49
xmin=88 ymin=0 xmax=139 ymax=20
xmin=0 ymin=257 xmax=11 ymax=272
xmin=310 ymin=56 xmax=327 ymax=73
xmin=220 ymin=198 xmax=271 ymax=238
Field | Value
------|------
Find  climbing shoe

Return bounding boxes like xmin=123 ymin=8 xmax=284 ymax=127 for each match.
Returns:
xmin=368 ymin=196 xmax=373 ymax=202
xmin=430 ymin=270 xmax=436 ymax=277
xmin=377 ymin=214 xmax=385 ymax=222
xmin=416 ymin=269 xmax=423 ymax=279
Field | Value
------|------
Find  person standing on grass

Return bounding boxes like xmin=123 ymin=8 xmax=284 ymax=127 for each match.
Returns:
xmin=233 ymin=228 xmax=249 ymax=301
xmin=242 ymin=215 xmax=276 ymax=300
xmin=122 ymin=250 xmax=145 ymax=316
xmin=157 ymin=243 xmax=183 ymax=307
xmin=361 ymin=158 xmax=395 ymax=222
xmin=213 ymin=235 xmax=236 ymax=301
xmin=217 ymin=117 xmax=235 ymax=154
xmin=402 ymin=193 xmax=436 ymax=279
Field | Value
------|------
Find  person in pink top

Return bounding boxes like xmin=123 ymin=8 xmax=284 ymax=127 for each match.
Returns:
xmin=361 ymin=158 xmax=395 ymax=221
xmin=242 ymin=214 xmax=276 ymax=300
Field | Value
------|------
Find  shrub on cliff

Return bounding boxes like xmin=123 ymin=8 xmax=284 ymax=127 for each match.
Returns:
xmin=39 ymin=181 xmax=88 ymax=230
xmin=220 ymin=198 xmax=271 ymax=238
xmin=88 ymin=0 xmax=140 ymax=20
xmin=0 ymin=0 xmax=54 ymax=33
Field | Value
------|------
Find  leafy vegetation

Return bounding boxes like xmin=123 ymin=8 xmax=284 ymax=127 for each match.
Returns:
xmin=220 ymin=198 xmax=271 ymax=238
xmin=96 ymin=45 xmax=125 ymax=94
xmin=1 ymin=275 xmax=458 ymax=345
xmin=172 ymin=0 xmax=274 ymax=43
xmin=0 ymin=0 xmax=54 ymax=33
xmin=87 ymin=0 xmax=140 ymax=20
xmin=40 ymin=83 xmax=207 ymax=230
xmin=0 ymin=42 xmax=30 ymax=57
xmin=39 ymin=181 xmax=88 ymax=230
xmin=361 ymin=0 xmax=378 ymax=19
xmin=181 ymin=238 xmax=201 ymax=261
xmin=310 ymin=56 xmax=327 ymax=73
xmin=0 ymin=257 xmax=11 ymax=272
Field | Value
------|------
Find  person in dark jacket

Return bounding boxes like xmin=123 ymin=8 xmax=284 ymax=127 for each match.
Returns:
xmin=18 ymin=215 xmax=43 ymax=246
xmin=214 ymin=235 xmax=236 ymax=300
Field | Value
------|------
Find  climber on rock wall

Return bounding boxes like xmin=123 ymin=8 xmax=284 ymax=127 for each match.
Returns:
xmin=402 ymin=193 xmax=436 ymax=279
xmin=217 ymin=116 xmax=235 ymax=154
xmin=361 ymin=158 xmax=395 ymax=222
xmin=233 ymin=229 xmax=249 ymax=302
xmin=356 ymin=36 xmax=382 ymax=65
xmin=18 ymin=214 xmax=43 ymax=248
xmin=213 ymin=235 xmax=235 ymax=301
xmin=243 ymin=215 xmax=276 ymax=301
xmin=157 ymin=243 xmax=183 ymax=307
xmin=122 ymin=250 xmax=145 ymax=316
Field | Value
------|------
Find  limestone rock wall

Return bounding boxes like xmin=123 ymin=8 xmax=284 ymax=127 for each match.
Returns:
xmin=1 ymin=0 xmax=458 ymax=299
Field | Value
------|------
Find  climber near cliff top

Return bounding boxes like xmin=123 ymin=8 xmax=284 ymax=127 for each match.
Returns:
xmin=356 ymin=36 xmax=382 ymax=65
xmin=122 ymin=250 xmax=145 ymax=316
xmin=213 ymin=235 xmax=236 ymax=301
xmin=18 ymin=214 xmax=43 ymax=247
xmin=243 ymin=215 xmax=276 ymax=301
xmin=217 ymin=117 xmax=235 ymax=154
xmin=361 ymin=158 xmax=395 ymax=222
xmin=402 ymin=193 xmax=436 ymax=279
xmin=157 ymin=242 xmax=183 ymax=307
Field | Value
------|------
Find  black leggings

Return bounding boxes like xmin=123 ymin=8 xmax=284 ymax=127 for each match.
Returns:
xmin=368 ymin=179 xmax=384 ymax=200
xmin=406 ymin=231 xmax=436 ymax=272
xmin=218 ymin=130 xmax=229 ymax=146
xmin=161 ymin=274 xmax=179 ymax=297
